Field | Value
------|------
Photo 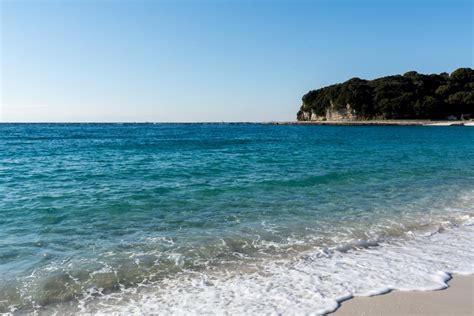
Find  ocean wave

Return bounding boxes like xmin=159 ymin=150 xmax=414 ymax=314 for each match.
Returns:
xmin=2 ymin=124 xmax=474 ymax=315
xmin=79 ymin=223 xmax=474 ymax=315
xmin=4 ymin=212 xmax=472 ymax=315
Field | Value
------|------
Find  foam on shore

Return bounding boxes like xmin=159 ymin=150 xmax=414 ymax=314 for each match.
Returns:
xmin=61 ymin=218 xmax=474 ymax=315
xmin=334 ymin=274 xmax=474 ymax=315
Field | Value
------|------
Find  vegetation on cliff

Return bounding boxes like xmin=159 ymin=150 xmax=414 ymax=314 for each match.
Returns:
xmin=297 ymin=68 xmax=474 ymax=120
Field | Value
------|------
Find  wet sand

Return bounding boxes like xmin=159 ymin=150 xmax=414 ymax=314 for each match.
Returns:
xmin=333 ymin=274 xmax=474 ymax=316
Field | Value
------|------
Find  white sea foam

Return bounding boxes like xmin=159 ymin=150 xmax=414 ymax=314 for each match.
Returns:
xmin=72 ymin=220 xmax=474 ymax=315
xmin=10 ymin=190 xmax=473 ymax=315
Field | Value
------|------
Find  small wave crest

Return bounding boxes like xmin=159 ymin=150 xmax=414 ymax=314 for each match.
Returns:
xmin=3 ymin=191 xmax=474 ymax=314
xmin=5 ymin=217 xmax=470 ymax=315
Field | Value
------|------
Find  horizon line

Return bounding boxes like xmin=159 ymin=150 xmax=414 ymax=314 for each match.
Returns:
xmin=0 ymin=121 xmax=284 ymax=124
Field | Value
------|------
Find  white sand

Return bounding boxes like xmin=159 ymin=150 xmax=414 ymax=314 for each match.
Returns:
xmin=423 ymin=122 xmax=459 ymax=126
xmin=333 ymin=274 xmax=474 ymax=316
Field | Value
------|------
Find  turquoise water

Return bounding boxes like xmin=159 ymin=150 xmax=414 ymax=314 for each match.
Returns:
xmin=1 ymin=123 xmax=473 ymax=314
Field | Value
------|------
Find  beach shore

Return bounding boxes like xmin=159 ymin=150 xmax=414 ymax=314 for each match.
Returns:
xmin=264 ymin=120 xmax=470 ymax=126
xmin=333 ymin=274 xmax=474 ymax=316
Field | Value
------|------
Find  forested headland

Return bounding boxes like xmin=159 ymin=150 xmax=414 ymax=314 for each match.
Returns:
xmin=297 ymin=68 xmax=474 ymax=121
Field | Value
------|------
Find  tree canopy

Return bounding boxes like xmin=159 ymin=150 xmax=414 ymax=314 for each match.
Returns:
xmin=297 ymin=68 xmax=474 ymax=120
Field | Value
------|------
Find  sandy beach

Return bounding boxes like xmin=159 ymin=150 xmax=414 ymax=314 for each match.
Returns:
xmin=334 ymin=274 xmax=474 ymax=316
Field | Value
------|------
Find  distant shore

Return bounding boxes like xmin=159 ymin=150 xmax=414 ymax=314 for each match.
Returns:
xmin=1 ymin=121 xmax=473 ymax=126
xmin=264 ymin=120 xmax=473 ymax=126
xmin=333 ymin=274 xmax=474 ymax=316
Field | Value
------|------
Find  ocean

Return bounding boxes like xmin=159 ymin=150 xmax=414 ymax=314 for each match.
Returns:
xmin=1 ymin=123 xmax=473 ymax=314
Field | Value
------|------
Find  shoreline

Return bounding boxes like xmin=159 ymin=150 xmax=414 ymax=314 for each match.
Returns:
xmin=264 ymin=120 xmax=471 ymax=126
xmin=73 ymin=224 xmax=474 ymax=314
xmin=1 ymin=120 xmax=473 ymax=126
xmin=333 ymin=274 xmax=474 ymax=316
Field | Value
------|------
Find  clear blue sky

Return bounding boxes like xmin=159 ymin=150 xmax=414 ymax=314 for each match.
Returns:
xmin=1 ymin=0 xmax=472 ymax=122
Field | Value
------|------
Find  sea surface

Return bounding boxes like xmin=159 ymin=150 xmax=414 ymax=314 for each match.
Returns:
xmin=1 ymin=123 xmax=473 ymax=314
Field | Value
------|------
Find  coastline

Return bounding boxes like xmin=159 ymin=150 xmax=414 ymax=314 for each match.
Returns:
xmin=264 ymin=120 xmax=470 ymax=126
xmin=69 ymin=223 xmax=474 ymax=315
xmin=1 ymin=120 xmax=473 ymax=126
xmin=333 ymin=274 xmax=474 ymax=315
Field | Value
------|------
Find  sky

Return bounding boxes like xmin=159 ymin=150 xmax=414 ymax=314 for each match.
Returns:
xmin=1 ymin=0 xmax=473 ymax=122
